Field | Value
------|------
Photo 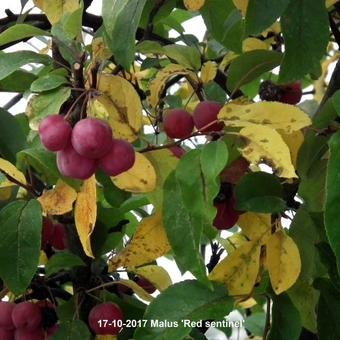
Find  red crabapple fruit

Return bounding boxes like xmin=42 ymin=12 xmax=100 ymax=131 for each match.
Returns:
xmin=169 ymin=146 xmax=186 ymax=159
xmin=163 ymin=109 xmax=194 ymax=139
xmin=71 ymin=118 xmax=112 ymax=159
xmin=14 ymin=327 xmax=44 ymax=340
xmin=0 ymin=302 xmax=15 ymax=330
xmin=50 ymin=223 xmax=68 ymax=250
xmin=57 ymin=144 xmax=96 ymax=180
xmin=88 ymin=303 xmax=124 ymax=335
xmin=193 ymin=101 xmax=224 ymax=132
xmin=11 ymin=302 xmax=41 ymax=331
xmin=39 ymin=115 xmax=72 ymax=152
xmin=41 ymin=217 xmax=55 ymax=250
xmin=0 ymin=327 xmax=14 ymax=340
xmin=134 ymin=276 xmax=156 ymax=294
xmin=213 ymin=197 xmax=240 ymax=230
xmin=280 ymin=81 xmax=302 ymax=105
xmin=98 ymin=139 xmax=135 ymax=176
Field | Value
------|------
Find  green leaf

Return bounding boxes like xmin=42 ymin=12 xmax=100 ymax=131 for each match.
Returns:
xmin=200 ymin=140 xmax=229 ymax=223
xmin=0 ymin=200 xmax=42 ymax=294
xmin=235 ymin=172 xmax=286 ymax=213
xmin=136 ymin=40 xmax=164 ymax=54
xmin=267 ymin=292 xmax=302 ymax=340
xmin=28 ymin=87 xmax=71 ymax=128
xmin=0 ymin=51 xmax=51 ymax=80
xmin=163 ymin=44 xmax=201 ymax=70
xmin=313 ymin=91 xmax=340 ymax=129
xmin=227 ymin=50 xmax=282 ymax=93
xmin=0 ymin=70 xmax=37 ymax=92
xmin=45 ymin=252 xmax=85 ymax=276
xmin=279 ymin=0 xmax=328 ymax=83
xmin=134 ymin=280 xmax=233 ymax=340
xmin=30 ymin=74 xmax=68 ymax=92
xmin=102 ymin=0 xmax=147 ymax=69
xmin=201 ymin=0 xmax=244 ymax=53
xmin=297 ymin=131 xmax=328 ymax=212
xmin=325 ymin=131 xmax=340 ymax=274
xmin=0 ymin=108 xmax=27 ymax=163
xmin=314 ymin=278 xmax=340 ymax=339
xmin=289 ymin=206 xmax=326 ymax=280
xmin=245 ymin=0 xmax=290 ymax=35
xmin=53 ymin=319 xmax=90 ymax=340
xmin=244 ymin=313 xmax=265 ymax=336
xmin=0 ymin=24 xmax=49 ymax=47
xmin=163 ymin=170 xmax=208 ymax=285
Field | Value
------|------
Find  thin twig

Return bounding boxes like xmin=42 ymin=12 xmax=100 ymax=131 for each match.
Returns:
xmin=3 ymin=94 xmax=23 ymax=110
xmin=263 ymin=295 xmax=272 ymax=340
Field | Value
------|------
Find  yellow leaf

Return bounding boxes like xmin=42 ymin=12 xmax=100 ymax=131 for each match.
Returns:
xmin=242 ymin=38 xmax=268 ymax=52
xmin=326 ymin=0 xmax=340 ymax=7
xmin=219 ymin=52 xmax=238 ymax=71
xmin=34 ymin=0 xmax=80 ymax=25
xmin=238 ymin=125 xmax=297 ymax=178
xmin=111 ymin=152 xmax=157 ymax=193
xmin=39 ymin=250 xmax=48 ymax=265
xmin=38 ymin=180 xmax=77 ymax=215
xmin=111 ymin=279 xmax=154 ymax=302
xmin=0 ymin=158 xmax=27 ymax=187
xmin=96 ymin=74 xmax=143 ymax=142
xmin=279 ymin=130 xmax=304 ymax=168
xmin=0 ymin=187 xmax=13 ymax=201
xmin=200 ymin=61 xmax=218 ymax=84
xmin=144 ymin=149 xmax=178 ymax=206
xmin=219 ymin=233 xmax=249 ymax=254
xmin=109 ymin=211 xmax=171 ymax=270
xmin=74 ymin=176 xmax=97 ymax=258
xmin=184 ymin=0 xmax=205 ymax=11
xmin=233 ymin=0 xmax=248 ymax=16
xmin=237 ymin=297 xmax=257 ymax=309
xmin=218 ymin=102 xmax=311 ymax=134
xmin=209 ymin=239 xmax=261 ymax=296
xmin=96 ymin=336 xmax=117 ymax=340
xmin=238 ymin=212 xmax=272 ymax=242
xmin=92 ymin=37 xmax=112 ymax=62
xmin=133 ymin=265 xmax=172 ymax=292
xmin=149 ymin=64 xmax=197 ymax=108
xmin=265 ymin=230 xmax=301 ymax=294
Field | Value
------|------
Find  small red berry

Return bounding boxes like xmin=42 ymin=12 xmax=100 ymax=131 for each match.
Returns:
xmin=163 ymin=109 xmax=194 ymax=139
xmin=193 ymin=101 xmax=224 ymax=132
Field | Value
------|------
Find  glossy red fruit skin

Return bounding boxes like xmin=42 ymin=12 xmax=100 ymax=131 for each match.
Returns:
xmin=135 ymin=276 xmax=156 ymax=294
xmin=220 ymin=157 xmax=249 ymax=185
xmin=41 ymin=218 xmax=55 ymax=250
xmin=14 ymin=327 xmax=44 ymax=340
xmin=88 ymin=303 xmax=124 ymax=335
xmin=169 ymin=146 xmax=186 ymax=159
xmin=71 ymin=118 xmax=112 ymax=159
xmin=11 ymin=302 xmax=42 ymax=331
xmin=98 ymin=139 xmax=135 ymax=176
xmin=57 ymin=144 xmax=97 ymax=180
xmin=0 ymin=302 xmax=15 ymax=330
xmin=213 ymin=197 xmax=240 ymax=230
xmin=0 ymin=327 xmax=14 ymax=340
xmin=193 ymin=101 xmax=224 ymax=132
xmin=163 ymin=109 xmax=194 ymax=139
xmin=39 ymin=115 xmax=72 ymax=152
xmin=50 ymin=223 xmax=68 ymax=250
xmin=280 ymin=82 xmax=302 ymax=105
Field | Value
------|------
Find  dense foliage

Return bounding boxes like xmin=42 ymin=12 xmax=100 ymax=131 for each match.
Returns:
xmin=0 ymin=0 xmax=340 ymax=339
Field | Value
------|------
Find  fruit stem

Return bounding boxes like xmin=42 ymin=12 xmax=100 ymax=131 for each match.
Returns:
xmin=3 ymin=172 xmax=38 ymax=197
xmin=64 ymin=90 xmax=89 ymax=121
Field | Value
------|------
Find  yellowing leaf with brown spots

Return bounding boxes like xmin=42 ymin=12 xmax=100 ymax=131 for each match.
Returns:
xmin=149 ymin=64 xmax=197 ymax=108
xmin=134 ymin=265 xmax=172 ymax=292
xmin=38 ymin=180 xmax=77 ymax=215
xmin=242 ymin=38 xmax=268 ymax=52
xmin=209 ymin=239 xmax=261 ymax=296
xmin=74 ymin=176 xmax=97 ymax=258
xmin=233 ymin=0 xmax=248 ymax=15
xmin=238 ymin=212 xmax=272 ymax=242
xmin=265 ymin=230 xmax=301 ymax=294
xmin=111 ymin=152 xmax=157 ymax=193
xmin=218 ymin=233 xmax=248 ymax=254
xmin=218 ymin=102 xmax=311 ymax=134
xmin=0 ymin=158 xmax=27 ymax=187
xmin=145 ymin=149 xmax=178 ymax=206
xmin=96 ymin=74 xmax=143 ymax=142
xmin=279 ymin=130 xmax=304 ymax=168
xmin=0 ymin=187 xmax=13 ymax=201
xmin=92 ymin=37 xmax=112 ymax=62
xmin=109 ymin=211 xmax=171 ymax=270
xmin=184 ymin=0 xmax=205 ymax=11
xmin=110 ymin=279 xmax=154 ymax=302
xmin=33 ymin=0 xmax=80 ymax=25
xmin=239 ymin=125 xmax=297 ymax=178
xmin=200 ymin=61 xmax=218 ymax=84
